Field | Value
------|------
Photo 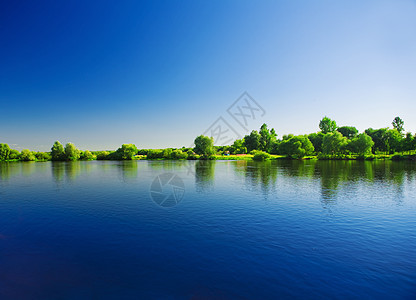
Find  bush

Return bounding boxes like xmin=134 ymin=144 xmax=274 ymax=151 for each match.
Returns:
xmin=252 ymin=150 xmax=271 ymax=161
xmin=186 ymin=150 xmax=198 ymax=160
xmin=171 ymin=149 xmax=188 ymax=159
xmin=147 ymin=149 xmax=164 ymax=159
xmin=20 ymin=149 xmax=36 ymax=161
xmin=95 ymin=151 xmax=110 ymax=160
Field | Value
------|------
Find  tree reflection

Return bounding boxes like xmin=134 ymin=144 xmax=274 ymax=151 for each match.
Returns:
xmin=195 ymin=160 xmax=215 ymax=193
xmin=234 ymin=160 xmax=278 ymax=197
xmin=118 ymin=160 xmax=138 ymax=182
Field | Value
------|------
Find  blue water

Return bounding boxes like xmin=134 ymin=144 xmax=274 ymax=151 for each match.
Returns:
xmin=0 ymin=160 xmax=415 ymax=299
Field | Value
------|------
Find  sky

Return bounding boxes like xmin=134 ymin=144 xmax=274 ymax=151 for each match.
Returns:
xmin=1 ymin=0 xmax=415 ymax=151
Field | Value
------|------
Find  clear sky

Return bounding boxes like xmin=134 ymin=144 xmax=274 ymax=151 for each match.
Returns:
xmin=1 ymin=0 xmax=415 ymax=151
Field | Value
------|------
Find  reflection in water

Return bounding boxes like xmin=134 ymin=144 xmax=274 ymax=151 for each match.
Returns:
xmin=234 ymin=160 xmax=278 ymax=197
xmin=0 ymin=162 xmax=12 ymax=181
xmin=118 ymin=161 xmax=138 ymax=182
xmin=65 ymin=161 xmax=81 ymax=181
xmin=52 ymin=162 xmax=65 ymax=185
xmin=195 ymin=160 xmax=215 ymax=193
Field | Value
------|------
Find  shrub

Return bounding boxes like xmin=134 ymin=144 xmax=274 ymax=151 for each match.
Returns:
xmin=252 ymin=150 xmax=271 ymax=161
xmin=171 ymin=149 xmax=188 ymax=159
xmin=20 ymin=149 xmax=36 ymax=161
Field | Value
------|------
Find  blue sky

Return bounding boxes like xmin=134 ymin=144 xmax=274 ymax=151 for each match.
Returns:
xmin=1 ymin=0 xmax=415 ymax=151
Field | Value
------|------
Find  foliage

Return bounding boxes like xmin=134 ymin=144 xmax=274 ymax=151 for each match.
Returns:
xmin=35 ymin=152 xmax=51 ymax=161
xmin=65 ymin=143 xmax=81 ymax=161
xmin=194 ymin=135 xmax=214 ymax=156
xmin=20 ymin=149 xmax=36 ymax=161
xmin=259 ymin=123 xmax=277 ymax=152
xmin=109 ymin=144 xmax=138 ymax=160
xmin=348 ymin=133 xmax=374 ymax=156
xmin=384 ymin=129 xmax=402 ymax=154
xmin=186 ymin=149 xmax=198 ymax=160
xmin=51 ymin=141 xmax=65 ymax=161
xmin=278 ymin=135 xmax=314 ymax=158
xmin=364 ymin=128 xmax=388 ymax=153
xmin=337 ymin=126 xmax=358 ymax=139
xmin=231 ymin=139 xmax=247 ymax=154
xmin=0 ymin=143 xmax=11 ymax=161
xmin=81 ymin=150 xmax=95 ymax=160
xmin=243 ymin=130 xmax=261 ymax=152
xmin=95 ymin=151 xmax=110 ymax=160
xmin=322 ymin=132 xmax=348 ymax=155
xmin=403 ymin=133 xmax=414 ymax=154
xmin=392 ymin=116 xmax=404 ymax=134
xmin=319 ymin=116 xmax=337 ymax=134
xmin=171 ymin=149 xmax=188 ymax=159
xmin=9 ymin=149 xmax=20 ymax=160
xmin=146 ymin=149 xmax=163 ymax=159
xmin=307 ymin=132 xmax=324 ymax=153
xmin=252 ymin=150 xmax=271 ymax=161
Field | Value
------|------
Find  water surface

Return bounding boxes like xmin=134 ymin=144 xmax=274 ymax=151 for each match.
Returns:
xmin=0 ymin=160 xmax=415 ymax=299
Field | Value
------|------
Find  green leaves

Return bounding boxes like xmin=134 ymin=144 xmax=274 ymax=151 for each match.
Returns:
xmin=194 ymin=135 xmax=214 ymax=156
xmin=319 ymin=116 xmax=337 ymax=134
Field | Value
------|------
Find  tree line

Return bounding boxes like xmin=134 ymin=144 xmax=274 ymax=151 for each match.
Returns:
xmin=222 ymin=116 xmax=415 ymax=159
xmin=0 ymin=116 xmax=415 ymax=162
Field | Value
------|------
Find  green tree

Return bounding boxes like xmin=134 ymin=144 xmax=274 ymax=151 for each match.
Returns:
xmin=403 ymin=132 xmax=414 ymax=154
xmin=278 ymin=135 xmax=314 ymax=158
xmin=51 ymin=141 xmax=65 ymax=161
xmin=392 ymin=116 xmax=404 ymax=134
xmin=319 ymin=116 xmax=337 ymax=134
xmin=81 ymin=150 xmax=95 ymax=160
xmin=243 ymin=130 xmax=261 ymax=152
xmin=384 ymin=129 xmax=403 ymax=154
xmin=9 ymin=149 xmax=20 ymax=160
xmin=118 ymin=144 xmax=138 ymax=160
xmin=259 ymin=124 xmax=277 ymax=153
xmin=194 ymin=135 xmax=214 ymax=156
xmin=171 ymin=149 xmax=188 ymax=159
xmin=35 ymin=152 xmax=51 ymax=161
xmin=0 ymin=143 xmax=11 ymax=161
xmin=348 ymin=133 xmax=374 ymax=156
xmin=364 ymin=128 xmax=388 ymax=153
xmin=231 ymin=139 xmax=247 ymax=154
xmin=252 ymin=150 xmax=271 ymax=161
xmin=20 ymin=149 xmax=36 ymax=161
xmin=337 ymin=126 xmax=358 ymax=139
xmin=308 ymin=132 xmax=324 ymax=153
xmin=65 ymin=143 xmax=81 ymax=161
xmin=322 ymin=132 xmax=348 ymax=155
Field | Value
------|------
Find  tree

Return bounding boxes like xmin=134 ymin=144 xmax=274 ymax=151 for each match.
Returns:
xmin=364 ymin=128 xmax=388 ymax=153
xmin=392 ymin=116 xmax=404 ymax=134
xmin=403 ymin=132 xmax=414 ymax=154
xmin=9 ymin=149 xmax=20 ymax=160
xmin=194 ymin=135 xmax=214 ymax=156
xmin=278 ymin=135 xmax=314 ymax=158
xmin=308 ymin=132 xmax=324 ymax=153
xmin=81 ymin=150 xmax=95 ymax=160
xmin=319 ymin=116 xmax=337 ymax=134
xmin=0 ymin=143 xmax=11 ymax=161
xmin=243 ymin=130 xmax=261 ymax=152
xmin=348 ymin=133 xmax=374 ymax=156
xmin=337 ymin=126 xmax=358 ymax=139
xmin=20 ymin=149 xmax=36 ymax=161
xmin=51 ymin=141 xmax=65 ymax=161
xmin=118 ymin=144 xmax=138 ymax=160
xmin=259 ymin=123 xmax=277 ymax=153
xmin=384 ymin=129 xmax=402 ymax=154
xmin=322 ymin=132 xmax=348 ymax=155
xmin=231 ymin=139 xmax=247 ymax=154
xmin=65 ymin=143 xmax=81 ymax=161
